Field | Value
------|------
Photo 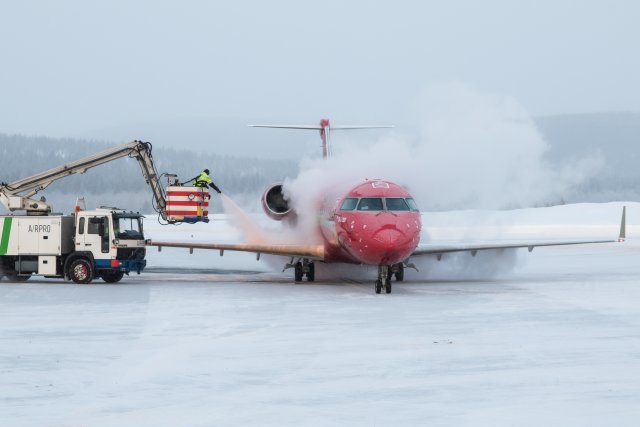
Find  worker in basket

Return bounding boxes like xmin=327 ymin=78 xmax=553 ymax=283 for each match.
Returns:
xmin=193 ymin=169 xmax=222 ymax=194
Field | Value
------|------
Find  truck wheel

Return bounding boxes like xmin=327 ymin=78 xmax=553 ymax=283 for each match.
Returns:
xmin=68 ymin=259 xmax=94 ymax=284
xmin=101 ymin=270 xmax=124 ymax=283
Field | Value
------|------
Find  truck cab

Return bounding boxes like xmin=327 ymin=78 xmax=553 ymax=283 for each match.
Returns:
xmin=69 ymin=208 xmax=147 ymax=283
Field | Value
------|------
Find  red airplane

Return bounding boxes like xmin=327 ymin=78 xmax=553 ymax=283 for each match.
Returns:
xmin=150 ymin=119 xmax=626 ymax=294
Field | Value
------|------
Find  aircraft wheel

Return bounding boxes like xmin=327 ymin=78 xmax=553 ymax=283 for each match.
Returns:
xmin=306 ymin=262 xmax=315 ymax=282
xmin=385 ymin=277 xmax=392 ymax=294
xmin=375 ymin=280 xmax=382 ymax=294
xmin=394 ymin=263 xmax=404 ymax=281
xmin=69 ymin=258 xmax=94 ymax=284
xmin=294 ymin=262 xmax=303 ymax=282
xmin=101 ymin=270 xmax=124 ymax=283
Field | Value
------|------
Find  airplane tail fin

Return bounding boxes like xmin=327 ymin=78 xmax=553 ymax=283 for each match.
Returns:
xmin=249 ymin=119 xmax=393 ymax=159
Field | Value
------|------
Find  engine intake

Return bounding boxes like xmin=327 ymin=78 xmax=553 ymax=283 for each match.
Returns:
xmin=262 ymin=184 xmax=294 ymax=221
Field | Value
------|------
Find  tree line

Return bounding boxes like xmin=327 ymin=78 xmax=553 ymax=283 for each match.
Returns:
xmin=0 ymin=133 xmax=298 ymax=213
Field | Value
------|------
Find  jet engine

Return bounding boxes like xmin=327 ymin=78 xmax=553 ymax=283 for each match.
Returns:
xmin=262 ymin=184 xmax=295 ymax=221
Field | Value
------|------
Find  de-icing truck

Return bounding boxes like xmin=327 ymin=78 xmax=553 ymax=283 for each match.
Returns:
xmin=0 ymin=141 xmax=210 ymax=284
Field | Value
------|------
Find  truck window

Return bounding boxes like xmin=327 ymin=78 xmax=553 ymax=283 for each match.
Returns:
xmin=88 ymin=217 xmax=102 ymax=234
xmin=78 ymin=217 xmax=85 ymax=234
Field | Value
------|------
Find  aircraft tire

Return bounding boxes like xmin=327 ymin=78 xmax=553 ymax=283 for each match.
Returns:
xmin=395 ymin=263 xmax=404 ymax=281
xmin=294 ymin=262 xmax=303 ymax=282
xmin=375 ymin=280 xmax=382 ymax=294
xmin=385 ymin=278 xmax=392 ymax=294
xmin=306 ymin=262 xmax=315 ymax=282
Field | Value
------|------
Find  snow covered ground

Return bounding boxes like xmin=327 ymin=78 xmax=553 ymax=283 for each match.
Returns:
xmin=1 ymin=202 xmax=640 ymax=426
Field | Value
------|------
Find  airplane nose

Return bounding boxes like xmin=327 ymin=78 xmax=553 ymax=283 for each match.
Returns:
xmin=372 ymin=228 xmax=407 ymax=263
xmin=343 ymin=217 xmax=420 ymax=266
xmin=377 ymin=229 xmax=403 ymax=248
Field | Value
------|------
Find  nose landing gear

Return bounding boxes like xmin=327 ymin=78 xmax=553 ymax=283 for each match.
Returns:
xmin=375 ymin=265 xmax=392 ymax=294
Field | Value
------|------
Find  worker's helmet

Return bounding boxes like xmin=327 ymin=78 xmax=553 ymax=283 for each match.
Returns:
xmin=204 ymin=169 xmax=210 ymax=174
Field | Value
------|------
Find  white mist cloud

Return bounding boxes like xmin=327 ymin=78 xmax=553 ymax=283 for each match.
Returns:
xmin=286 ymin=82 xmax=602 ymax=217
xmin=223 ymin=83 xmax=602 ymax=280
xmin=410 ymin=248 xmax=520 ymax=281
xmin=271 ymin=83 xmax=603 ymax=279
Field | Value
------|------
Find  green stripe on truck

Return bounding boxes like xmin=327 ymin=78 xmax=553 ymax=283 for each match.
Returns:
xmin=0 ymin=217 xmax=12 ymax=255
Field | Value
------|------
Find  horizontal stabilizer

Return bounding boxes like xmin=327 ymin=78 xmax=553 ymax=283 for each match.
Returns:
xmin=248 ymin=124 xmax=394 ymax=130
xmin=329 ymin=125 xmax=394 ymax=130
xmin=249 ymin=125 xmax=324 ymax=130
xmin=249 ymin=119 xmax=394 ymax=159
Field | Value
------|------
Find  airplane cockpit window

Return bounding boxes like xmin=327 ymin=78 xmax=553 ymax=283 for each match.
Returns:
xmin=357 ymin=197 xmax=383 ymax=211
xmin=406 ymin=198 xmax=419 ymax=211
xmin=385 ymin=198 xmax=410 ymax=211
xmin=340 ymin=198 xmax=358 ymax=211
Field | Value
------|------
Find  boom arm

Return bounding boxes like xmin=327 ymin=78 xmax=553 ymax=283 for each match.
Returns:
xmin=0 ymin=140 xmax=168 ymax=218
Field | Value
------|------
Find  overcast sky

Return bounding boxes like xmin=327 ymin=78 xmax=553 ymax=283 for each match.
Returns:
xmin=0 ymin=1 xmax=638 ymax=157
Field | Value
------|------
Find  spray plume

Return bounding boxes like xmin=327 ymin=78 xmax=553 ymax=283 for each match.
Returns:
xmin=219 ymin=193 xmax=267 ymax=244
xmin=223 ymin=83 xmax=602 ymax=280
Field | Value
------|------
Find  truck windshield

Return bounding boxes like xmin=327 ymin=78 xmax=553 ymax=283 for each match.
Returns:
xmin=113 ymin=216 xmax=143 ymax=239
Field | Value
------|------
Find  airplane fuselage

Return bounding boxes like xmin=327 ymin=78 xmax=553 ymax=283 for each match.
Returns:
xmin=319 ymin=180 xmax=422 ymax=266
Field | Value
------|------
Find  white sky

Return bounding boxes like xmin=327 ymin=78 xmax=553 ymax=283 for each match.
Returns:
xmin=0 ymin=0 xmax=638 ymax=155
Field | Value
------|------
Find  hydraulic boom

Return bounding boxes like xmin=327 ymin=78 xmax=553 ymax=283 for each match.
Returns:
xmin=0 ymin=140 xmax=169 ymax=218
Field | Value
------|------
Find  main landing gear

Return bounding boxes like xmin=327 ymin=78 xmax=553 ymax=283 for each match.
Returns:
xmin=375 ymin=263 xmax=405 ymax=294
xmin=285 ymin=258 xmax=315 ymax=282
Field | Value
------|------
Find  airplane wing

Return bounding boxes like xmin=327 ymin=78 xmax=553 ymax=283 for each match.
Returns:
xmin=148 ymin=241 xmax=325 ymax=260
xmin=410 ymin=206 xmax=627 ymax=258
xmin=411 ymin=238 xmax=620 ymax=257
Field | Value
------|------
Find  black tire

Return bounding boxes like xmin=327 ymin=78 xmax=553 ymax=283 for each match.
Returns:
xmin=385 ymin=277 xmax=392 ymax=294
xmin=101 ymin=270 xmax=124 ymax=283
xmin=395 ymin=263 xmax=404 ymax=281
xmin=68 ymin=258 xmax=94 ymax=284
xmin=306 ymin=262 xmax=315 ymax=282
xmin=375 ymin=280 xmax=382 ymax=294
xmin=294 ymin=262 xmax=303 ymax=282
